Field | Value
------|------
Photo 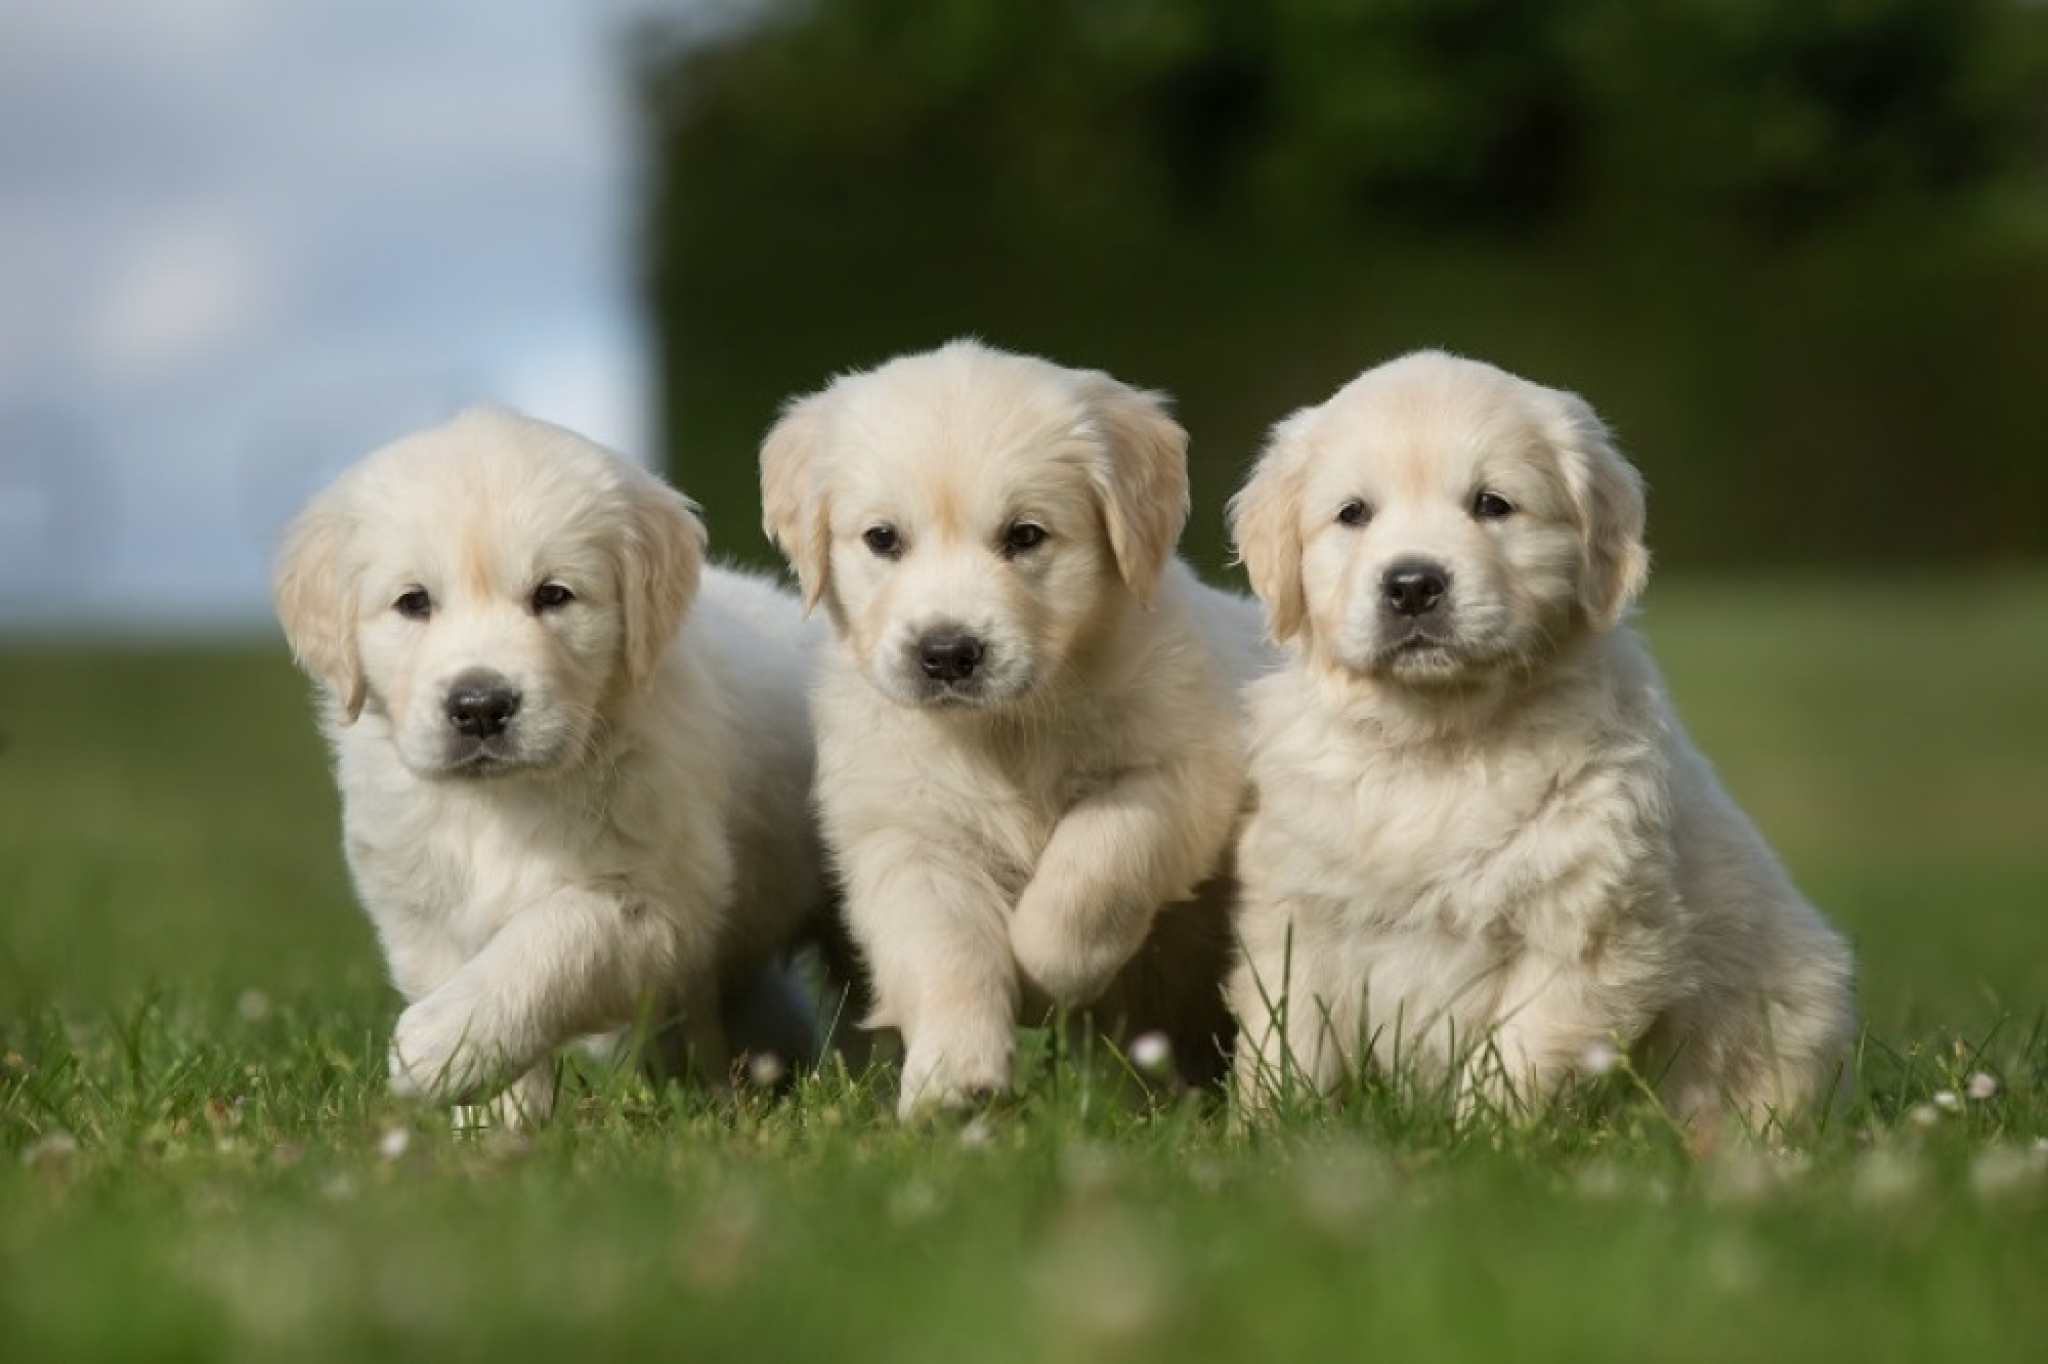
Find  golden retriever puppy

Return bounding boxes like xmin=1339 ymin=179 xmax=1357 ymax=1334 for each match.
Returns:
xmin=1227 ymin=351 xmax=1854 ymax=1131
xmin=761 ymin=339 xmax=1270 ymax=1119
xmin=274 ymin=407 xmax=828 ymax=1122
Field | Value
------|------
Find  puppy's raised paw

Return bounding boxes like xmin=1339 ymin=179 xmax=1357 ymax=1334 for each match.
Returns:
xmin=1009 ymin=905 xmax=1135 ymax=1013
xmin=389 ymin=996 xmax=507 ymax=1104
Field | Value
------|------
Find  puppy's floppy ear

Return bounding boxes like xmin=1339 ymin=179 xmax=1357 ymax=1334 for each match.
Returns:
xmin=1075 ymin=370 xmax=1189 ymax=607
xmin=759 ymin=392 xmax=832 ymax=614
xmin=1228 ymin=410 xmax=1312 ymax=643
xmin=617 ymin=466 xmax=706 ymax=691
xmin=1550 ymin=389 xmax=1649 ymax=629
xmin=272 ymin=496 xmax=368 ymax=722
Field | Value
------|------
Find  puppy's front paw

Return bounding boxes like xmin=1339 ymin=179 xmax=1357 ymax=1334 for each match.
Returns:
xmin=449 ymin=1065 xmax=557 ymax=1131
xmin=896 ymin=1039 xmax=1013 ymax=1123
xmin=1008 ymin=906 xmax=1130 ymax=1011
xmin=389 ymin=997 xmax=502 ymax=1103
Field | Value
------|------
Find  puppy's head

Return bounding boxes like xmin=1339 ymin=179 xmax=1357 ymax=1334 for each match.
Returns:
xmin=761 ymin=339 xmax=1187 ymax=710
xmin=1230 ymin=350 xmax=1647 ymax=690
xmin=272 ymin=407 xmax=703 ymax=778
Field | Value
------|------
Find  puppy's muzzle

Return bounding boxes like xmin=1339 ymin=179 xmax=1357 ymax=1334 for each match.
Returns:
xmin=445 ymin=670 xmax=522 ymax=738
xmin=1381 ymin=559 xmax=1450 ymax=620
xmin=915 ymin=630 xmax=985 ymax=683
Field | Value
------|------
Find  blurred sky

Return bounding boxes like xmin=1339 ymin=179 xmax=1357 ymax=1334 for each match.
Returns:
xmin=0 ymin=0 xmax=673 ymax=633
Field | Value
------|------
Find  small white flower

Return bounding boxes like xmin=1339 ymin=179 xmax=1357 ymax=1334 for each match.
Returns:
xmin=376 ymin=1125 xmax=411 ymax=1160
xmin=887 ymin=1178 xmax=940 ymax=1225
xmin=22 ymin=1130 xmax=79 ymax=1168
xmin=1294 ymin=1142 xmax=1393 ymax=1233
xmin=1852 ymin=1149 xmax=1926 ymax=1208
xmin=1030 ymin=1210 xmax=1172 ymax=1346
xmin=1969 ymin=1144 xmax=2045 ymax=1203
xmin=746 ymin=1051 xmax=786 ymax=1088
xmin=236 ymin=989 xmax=273 ymax=1024
xmin=1907 ymin=1103 xmax=1941 ymax=1129
xmin=1580 ymin=1041 xmax=1619 ymax=1077
xmin=1573 ymin=1160 xmax=1630 ymax=1200
xmin=1932 ymin=1089 xmax=1961 ymax=1113
xmin=1707 ymin=1149 xmax=1806 ymax=1206
xmin=1966 ymin=1071 xmax=2000 ymax=1102
xmin=1058 ymin=1141 xmax=1117 ymax=1199
xmin=1128 ymin=1031 xmax=1173 ymax=1078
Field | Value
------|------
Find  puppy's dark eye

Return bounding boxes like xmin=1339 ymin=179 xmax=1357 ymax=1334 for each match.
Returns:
xmin=862 ymin=525 xmax=903 ymax=559
xmin=394 ymin=588 xmax=432 ymax=620
xmin=1336 ymin=500 xmax=1371 ymax=528
xmin=1001 ymin=521 xmax=1047 ymax=557
xmin=532 ymin=582 xmax=575 ymax=613
xmin=1472 ymin=490 xmax=1515 ymax=521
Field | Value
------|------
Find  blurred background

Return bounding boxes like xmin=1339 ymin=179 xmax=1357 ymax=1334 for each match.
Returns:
xmin=4 ymin=0 xmax=2047 ymax=631
xmin=0 ymin=0 xmax=657 ymax=631
xmin=640 ymin=0 xmax=2048 ymax=577
xmin=1 ymin=1 xmax=2045 ymax=1021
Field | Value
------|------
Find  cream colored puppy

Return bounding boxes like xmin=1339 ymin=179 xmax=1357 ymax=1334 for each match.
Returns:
xmin=1227 ymin=351 xmax=1854 ymax=1130
xmin=274 ymin=407 xmax=827 ymax=1122
xmin=762 ymin=340 xmax=1269 ymax=1119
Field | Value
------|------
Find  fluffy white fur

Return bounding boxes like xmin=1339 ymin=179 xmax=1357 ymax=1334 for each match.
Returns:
xmin=761 ymin=339 xmax=1270 ymax=1119
xmin=274 ymin=407 xmax=828 ymax=1122
xmin=1227 ymin=351 xmax=1855 ymax=1131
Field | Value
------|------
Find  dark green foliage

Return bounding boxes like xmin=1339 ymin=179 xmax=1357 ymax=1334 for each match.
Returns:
xmin=633 ymin=0 xmax=2048 ymax=574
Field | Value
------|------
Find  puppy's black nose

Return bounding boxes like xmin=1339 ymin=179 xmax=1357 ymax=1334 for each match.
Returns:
xmin=917 ymin=632 xmax=984 ymax=682
xmin=446 ymin=673 xmax=522 ymax=737
xmin=1382 ymin=560 xmax=1449 ymax=618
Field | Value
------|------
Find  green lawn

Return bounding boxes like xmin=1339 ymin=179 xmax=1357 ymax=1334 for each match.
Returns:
xmin=3 ymin=574 xmax=2044 ymax=1362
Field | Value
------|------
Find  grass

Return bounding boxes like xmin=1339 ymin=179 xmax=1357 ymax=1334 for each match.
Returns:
xmin=3 ymin=573 xmax=2045 ymax=1362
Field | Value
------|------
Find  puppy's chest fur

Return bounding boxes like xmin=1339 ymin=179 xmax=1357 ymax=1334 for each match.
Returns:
xmin=819 ymin=670 xmax=1144 ymax=886
xmin=940 ymin=711 xmax=1134 ymax=881
xmin=1247 ymin=662 xmax=1673 ymax=950
xmin=336 ymin=715 xmax=711 ymax=987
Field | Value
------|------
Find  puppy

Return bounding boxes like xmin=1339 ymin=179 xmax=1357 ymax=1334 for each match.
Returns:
xmin=273 ymin=407 xmax=829 ymax=1122
xmin=1227 ymin=351 xmax=1854 ymax=1130
xmin=761 ymin=339 xmax=1270 ymax=1119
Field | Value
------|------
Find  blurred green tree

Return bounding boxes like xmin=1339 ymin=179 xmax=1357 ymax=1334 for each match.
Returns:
xmin=635 ymin=0 xmax=2048 ymax=574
